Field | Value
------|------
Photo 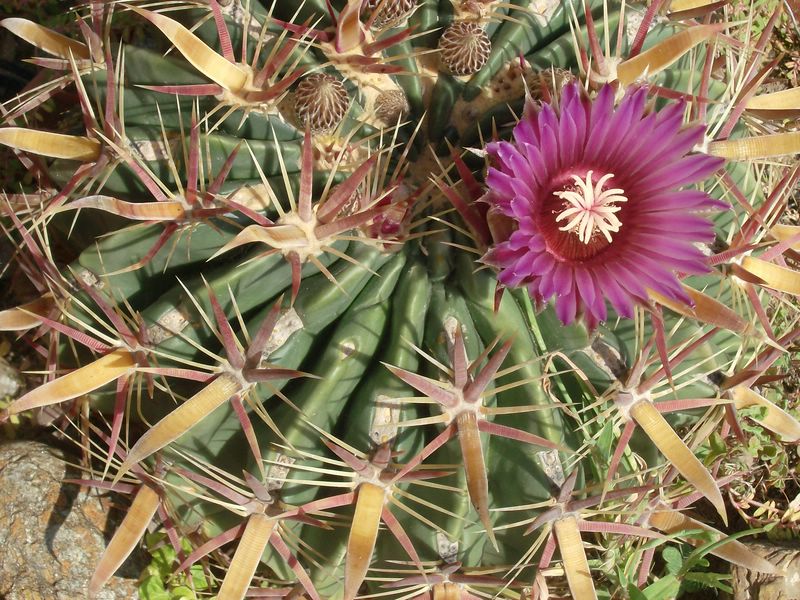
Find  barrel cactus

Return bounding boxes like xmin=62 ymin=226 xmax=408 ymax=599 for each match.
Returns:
xmin=1 ymin=0 xmax=799 ymax=598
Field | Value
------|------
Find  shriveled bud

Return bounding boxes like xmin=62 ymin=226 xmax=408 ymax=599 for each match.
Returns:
xmin=438 ymin=21 xmax=491 ymax=76
xmin=375 ymin=89 xmax=410 ymax=124
xmin=294 ymin=73 xmax=350 ymax=132
xmin=366 ymin=0 xmax=417 ymax=28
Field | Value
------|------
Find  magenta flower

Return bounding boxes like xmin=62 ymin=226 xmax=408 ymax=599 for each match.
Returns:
xmin=482 ymin=83 xmax=726 ymax=327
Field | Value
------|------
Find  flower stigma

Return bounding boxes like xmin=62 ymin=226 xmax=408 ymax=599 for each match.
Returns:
xmin=553 ymin=171 xmax=627 ymax=244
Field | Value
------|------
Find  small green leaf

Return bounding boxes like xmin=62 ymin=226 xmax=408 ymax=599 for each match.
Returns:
xmin=709 ymin=432 xmax=726 ymax=455
xmin=641 ymin=574 xmax=681 ymax=599
xmin=141 ymin=532 xmax=211 ymax=597
xmin=189 ymin=564 xmax=210 ymax=590
xmin=596 ymin=589 xmax=613 ymax=600
xmin=662 ymin=546 xmax=683 ymax=575
xmin=684 ymin=571 xmax=733 ymax=593
xmin=139 ymin=575 xmax=169 ymax=600
xmin=747 ymin=435 xmax=764 ymax=456
xmin=762 ymin=444 xmax=778 ymax=459
xmin=597 ymin=420 xmax=615 ymax=461
xmin=627 ymin=583 xmax=648 ymax=600
xmin=169 ymin=585 xmax=197 ymax=599
xmin=151 ymin=544 xmax=177 ymax=574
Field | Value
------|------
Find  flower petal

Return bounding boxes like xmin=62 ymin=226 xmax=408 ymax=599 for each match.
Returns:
xmin=483 ymin=82 xmax=721 ymax=326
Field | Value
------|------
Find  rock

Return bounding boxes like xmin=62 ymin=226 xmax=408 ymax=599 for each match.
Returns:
xmin=727 ymin=542 xmax=800 ymax=600
xmin=0 ymin=440 xmax=143 ymax=599
xmin=0 ymin=355 xmax=22 ymax=398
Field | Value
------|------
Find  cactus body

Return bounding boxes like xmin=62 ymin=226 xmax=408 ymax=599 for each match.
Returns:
xmin=2 ymin=1 xmax=799 ymax=598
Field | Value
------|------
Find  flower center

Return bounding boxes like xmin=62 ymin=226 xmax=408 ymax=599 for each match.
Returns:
xmin=553 ymin=171 xmax=627 ymax=244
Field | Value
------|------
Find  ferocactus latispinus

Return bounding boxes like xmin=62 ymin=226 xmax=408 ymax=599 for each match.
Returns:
xmin=482 ymin=83 xmax=727 ymax=327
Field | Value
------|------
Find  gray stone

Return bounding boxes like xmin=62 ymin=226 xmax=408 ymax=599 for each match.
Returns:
xmin=727 ymin=542 xmax=800 ymax=600
xmin=0 ymin=440 xmax=143 ymax=599
xmin=0 ymin=356 xmax=22 ymax=399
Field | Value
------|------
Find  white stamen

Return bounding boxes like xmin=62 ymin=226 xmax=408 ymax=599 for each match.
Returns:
xmin=554 ymin=171 xmax=628 ymax=244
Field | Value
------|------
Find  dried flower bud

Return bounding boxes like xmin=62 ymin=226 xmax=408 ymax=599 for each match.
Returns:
xmin=366 ymin=0 xmax=417 ymax=28
xmin=375 ymin=89 xmax=410 ymax=124
xmin=438 ymin=21 xmax=491 ymax=76
xmin=294 ymin=74 xmax=350 ymax=132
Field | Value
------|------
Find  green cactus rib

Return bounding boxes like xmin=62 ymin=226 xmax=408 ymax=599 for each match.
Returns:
xmin=1 ymin=0 xmax=793 ymax=598
xmin=75 ymin=221 xmax=241 ymax=306
xmin=265 ymin=251 xmax=406 ymax=489
xmin=403 ymin=279 xmax=487 ymax=564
